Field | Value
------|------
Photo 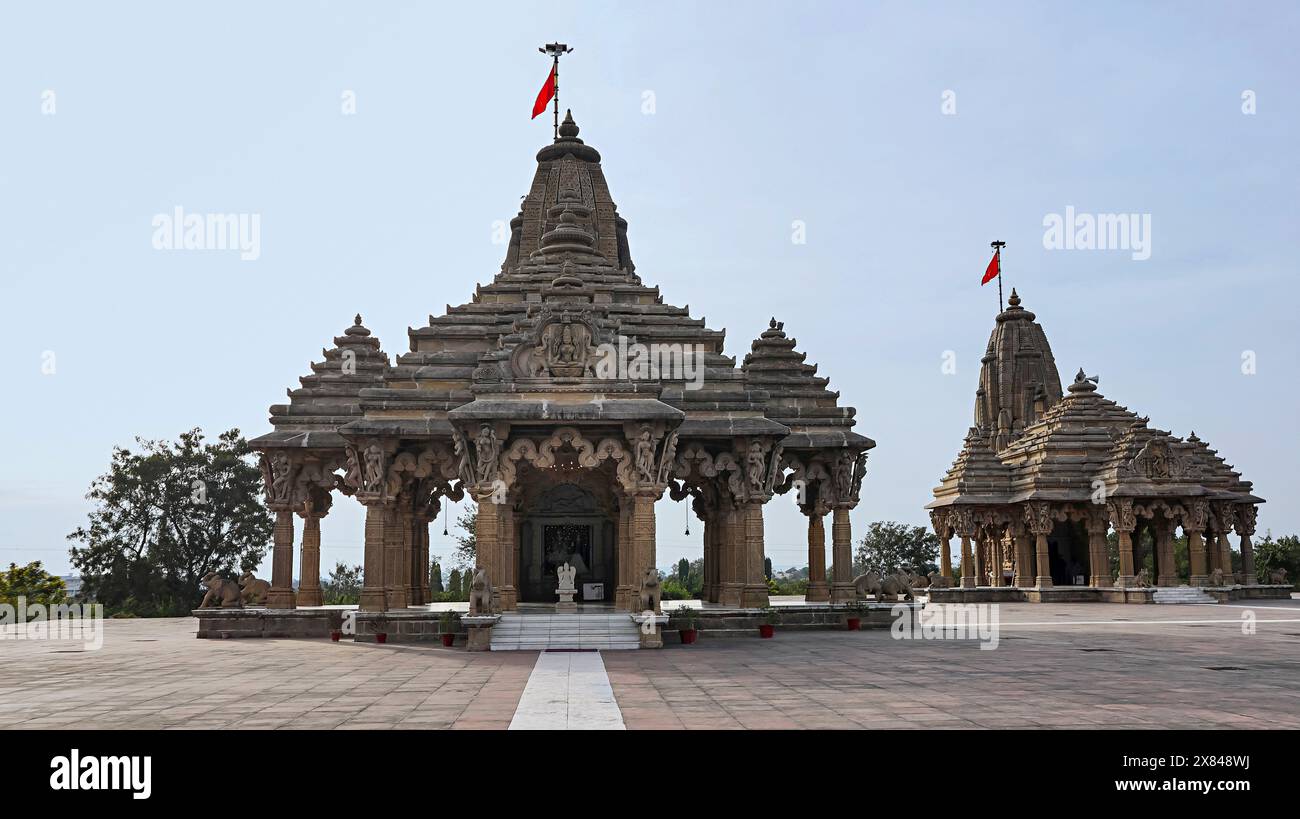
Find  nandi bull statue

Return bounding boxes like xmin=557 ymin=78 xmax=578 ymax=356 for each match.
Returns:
xmin=852 ymin=570 xmax=914 ymax=603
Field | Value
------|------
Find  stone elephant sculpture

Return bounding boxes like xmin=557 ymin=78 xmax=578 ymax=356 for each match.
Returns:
xmin=198 ymin=572 xmax=242 ymax=609
xmin=238 ymin=571 xmax=271 ymax=605
xmin=852 ymin=570 xmax=914 ymax=603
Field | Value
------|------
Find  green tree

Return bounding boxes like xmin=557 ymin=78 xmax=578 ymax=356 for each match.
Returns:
xmin=322 ymin=562 xmax=363 ymax=605
xmin=447 ymin=568 xmax=463 ymax=602
xmin=461 ymin=569 xmax=472 ymax=599
xmin=430 ymin=559 xmax=444 ymax=594
xmin=67 ymin=428 xmax=272 ymax=616
xmin=454 ymin=504 xmax=477 ymax=568
xmin=676 ymin=558 xmax=689 ymax=584
xmin=0 ymin=561 xmax=68 ymax=606
xmin=853 ymin=521 xmax=939 ymax=576
xmin=1255 ymin=532 xmax=1300 ymax=582
xmin=764 ymin=557 xmax=773 ymax=581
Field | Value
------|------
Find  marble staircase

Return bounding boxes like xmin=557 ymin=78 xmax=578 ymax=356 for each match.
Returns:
xmin=1151 ymin=586 xmax=1217 ymax=604
xmin=489 ymin=611 xmax=642 ymax=651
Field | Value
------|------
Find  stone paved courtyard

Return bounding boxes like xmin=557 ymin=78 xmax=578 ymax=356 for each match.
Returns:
xmin=3 ymin=600 xmax=1297 ymax=730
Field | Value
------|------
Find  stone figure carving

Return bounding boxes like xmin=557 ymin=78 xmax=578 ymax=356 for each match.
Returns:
xmin=637 ymin=567 xmax=662 ymax=613
xmin=1127 ymin=438 xmax=1187 ymax=480
xmin=1210 ymin=567 xmax=1225 ymax=587
xmin=1269 ymin=568 xmax=1289 ymax=586
xmin=198 ymin=572 xmax=242 ymax=609
xmin=852 ymin=571 xmax=914 ymax=602
xmin=656 ymin=432 xmax=679 ymax=485
xmin=1136 ymin=568 xmax=1153 ymax=588
xmin=556 ymin=562 xmax=576 ymax=592
xmin=927 ymin=571 xmax=951 ymax=589
xmin=529 ymin=317 xmax=598 ymax=378
xmin=238 ymin=571 xmax=270 ymax=605
xmin=269 ymin=452 xmax=292 ymax=502
xmin=633 ymin=424 xmax=656 ymax=483
xmin=833 ymin=452 xmax=854 ymax=502
xmin=468 ymin=568 xmax=495 ymax=615
xmin=343 ymin=447 xmax=362 ymax=490
xmin=474 ymin=424 xmax=500 ymax=485
xmin=362 ymin=444 xmax=386 ymax=493
xmin=745 ymin=441 xmax=767 ymax=494
xmin=908 ymin=571 xmax=931 ymax=588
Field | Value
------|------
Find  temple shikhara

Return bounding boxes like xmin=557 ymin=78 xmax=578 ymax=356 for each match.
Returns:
xmin=247 ymin=111 xmax=873 ymax=629
xmin=926 ymin=289 xmax=1272 ymax=602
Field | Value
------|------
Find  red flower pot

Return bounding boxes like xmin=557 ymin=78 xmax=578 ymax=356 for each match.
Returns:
xmin=680 ymin=628 xmax=697 ymax=645
xmin=375 ymin=633 xmax=387 ymax=644
xmin=330 ymin=630 xmax=341 ymax=642
xmin=846 ymin=617 xmax=861 ymax=631
xmin=759 ymin=624 xmax=775 ymax=639
xmin=441 ymin=633 xmax=455 ymax=647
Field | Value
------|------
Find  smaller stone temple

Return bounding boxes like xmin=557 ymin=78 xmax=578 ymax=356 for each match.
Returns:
xmin=926 ymin=289 xmax=1276 ymax=601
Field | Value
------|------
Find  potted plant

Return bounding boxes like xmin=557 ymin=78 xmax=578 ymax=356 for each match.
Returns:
xmin=758 ymin=606 xmax=781 ymax=638
xmin=372 ymin=614 xmax=389 ymax=644
xmin=671 ymin=606 xmax=701 ymax=645
xmin=845 ymin=599 xmax=868 ymax=631
xmin=438 ymin=610 xmax=460 ymax=647
xmin=330 ymin=628 xmax=342 ymax=642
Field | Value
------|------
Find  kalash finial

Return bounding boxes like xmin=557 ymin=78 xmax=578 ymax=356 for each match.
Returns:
xmin=1007 ymin=288 xmax=1021 ymax=308
xmin=558 ymin=109 xmax=579 ymax=139
xmin=354 ymin=313 xmax=363 ymax=326
xmin=1069 ymin=368 xmax=1099 ymax=393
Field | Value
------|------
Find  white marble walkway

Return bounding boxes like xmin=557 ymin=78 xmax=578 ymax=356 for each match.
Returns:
xmin=507 ymin=650 xmax=626 ymax=730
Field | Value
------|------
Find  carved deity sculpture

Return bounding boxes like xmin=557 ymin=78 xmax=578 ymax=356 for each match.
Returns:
xmin=746 ymin=441 xmax=766 ymax=494
xmin=633 ymin=424 xmax=657 ymax=484
xmin=556 ymin=562 xmax=577 ymax=592
xmin=269 ymin=452 xmax=292 ymax=502
xmin=474 ymin=424 xmax=500 ymax=485
xmin=362 ymin=444 xmax=385 ymax=493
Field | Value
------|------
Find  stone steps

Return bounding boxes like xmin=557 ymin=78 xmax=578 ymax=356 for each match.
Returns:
xmin=1151 ymin=587 xmax=1217 ymax=604
xmin=490 ymin=612 xmax=642 ymax=651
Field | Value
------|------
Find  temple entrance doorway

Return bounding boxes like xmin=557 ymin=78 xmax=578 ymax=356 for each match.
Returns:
xmin=1047 ymin=520 xmax=1090 ymax=586
xmin=518 ymin=482 xmax=617 ymax=604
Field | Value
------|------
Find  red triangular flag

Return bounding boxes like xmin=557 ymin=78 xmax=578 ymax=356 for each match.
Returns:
xmin=531 ymin=67 xmax=556 ymax=119
xmin=981 ymin=250 xmax=999 ymax=285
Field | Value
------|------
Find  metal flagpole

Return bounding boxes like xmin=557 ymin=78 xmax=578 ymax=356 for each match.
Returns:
xmin=539 ymin=42 xmax=572 ymax=140
xmin=991 ymin=240 xmax=1006 ymax=312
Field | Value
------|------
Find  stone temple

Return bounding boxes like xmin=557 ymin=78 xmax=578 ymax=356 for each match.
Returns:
xmin=925 ymin=289 xmax=1277 ymax=602
xmin=248 ymin=111 xmax=873 ymax=619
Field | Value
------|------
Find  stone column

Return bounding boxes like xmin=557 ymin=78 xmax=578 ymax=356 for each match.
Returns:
xmin=741 ymin=501 xmax=770 ymax=608
xmin=497 ymin=507 xmax=518 ymax=611
xmin=1186 ymin=501 xmax=1210 ymax=586
xmin=625 ymin=492 xmax=659 ymax=611
xmin=265 ymin=509 xmax=297 ymax=609
xmin=616 ymin=501 xmax=634 ymax=609
xmin=973 ymin=531 xmax=986 ymax=587
xmin=1235 ymin=505 xmax=1257 ymax=585
xmin=1086 ymin=514 xmax=1111 ymax=588
xmin=359 ymin=501 xmax=388 ymax=611
xmin=1026 ymin=503 xmax=1053 ymax=588
xmin=830 ymin=505 xmax=855 ymax=602
xmin=959 ymin=535 xmax=974 ymax=588
xmin=475 ymin=495 xmax=500 ymax=598
xmin=1109 ymin=500 xmax=1137 ymax=588
xmin=804 ymin=501 xmax=829 ymax=603
xmin=384 ymin=501 xmax=410 ymax=609
xmin=940 ymin=535 xmax=953 ymax=581
xmin=702 ymin=511 xmax=716 ymax=603
xmin=1215 ymin=519 xmax=1234 ymax=584
xmin=1013 ymin=527 xmax=1033 ymax=587
xmin=1153 ymin=519 xmax=1176 ymax=586
xmin=297 ymin=510 xmax=324 ymax=607
xmin=717 ymin=505 xmax=744 ymax=607
xmin=411 ymin=509 xmax=432 ymax=606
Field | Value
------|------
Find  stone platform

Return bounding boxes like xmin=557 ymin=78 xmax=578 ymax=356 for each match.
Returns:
xmin=924 ymin=584 xmax=1292 ymax=604
xmin=193 ymin=607 xmax=346 ymax=639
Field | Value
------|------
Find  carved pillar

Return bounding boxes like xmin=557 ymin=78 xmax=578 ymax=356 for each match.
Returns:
xmin=1235 ymin=505 xmax=1257 ymax=585
xmin=266 ymin=509 xmax=297 ymax=609
xmin=741 ymin=501 xmax=770 ymax=608
xmin=1153 ymin=518 xmax=1176 ymax=586
xmin=973 ymin=529 xmax=986 ymax=587
xmin=804 ymin=501 xmax=829 ymax=603
xmin=702 ymin=509 xmax=716 ymax=604
xmin=1185 ymin=501 xmax=1209 ymax=586
xmin=1109 ymin=500 xmax=1136 ymax=588
xmin=623 ymin=491 xmax=658 ymax=611
xmin=359 ymin=501 xmax=388 ymax=611
xmin=1213 ymin=504 xmax=1236 ymax=584
xmin=475 ymin=496 xmax=500 ymax=595
xmin=296 ymin=504 xmax=325 ymax=607
xmin=830 ymin=505 xmax=855 ymax=602
xmin=952 ymin=510 xmax=975 ymax=589
xmin=1026 ymin=503 xmax=1053 ymax=588
xmin=1012 ymin=526 xmax=1032 ymax=587
xmin=411 ymin=506 xmax=433 ymax=606
xmin=616 ymin=501 xmax=634 ymax=609
xmin=1086 ymin=513 xmax=1111 ymax=588
xmin=497 ymin=505 xmax=518 ymax=611
xmin=385 ymin=498 xmax=411 ymax=610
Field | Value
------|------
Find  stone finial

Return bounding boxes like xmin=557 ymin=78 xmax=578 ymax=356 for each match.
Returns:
xmin=1068 ymin=368 xmax=1099 ymax=393
xmin=1007 ymin=288 xmax=1021 ymax=308
xmin=558 ymin=109 xmax=580 ymax=139
xmin=344 ymin=314 xmax=371 ymax=337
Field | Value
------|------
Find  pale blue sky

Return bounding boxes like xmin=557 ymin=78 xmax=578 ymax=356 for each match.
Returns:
xmin=2 ymin=1 xmax=1297 ymax=577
